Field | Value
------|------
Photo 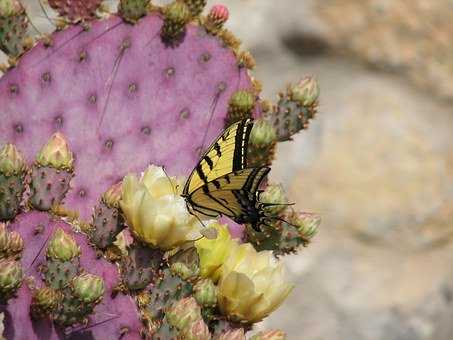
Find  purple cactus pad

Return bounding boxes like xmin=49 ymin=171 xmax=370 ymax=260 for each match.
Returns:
xmin=0 ymin=14 xmax=254 ymax=221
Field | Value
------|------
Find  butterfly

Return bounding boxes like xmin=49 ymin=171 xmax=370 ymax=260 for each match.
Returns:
xmin=182 ymin=119 xmax=271 ymax=231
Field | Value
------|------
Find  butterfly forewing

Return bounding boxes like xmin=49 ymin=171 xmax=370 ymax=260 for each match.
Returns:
xmin=183 ymin=119 xmax=253 ymax=195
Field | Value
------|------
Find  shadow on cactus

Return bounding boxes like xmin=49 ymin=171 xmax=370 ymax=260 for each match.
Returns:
xmin=0 ymin=0 xmax=321 ymax=338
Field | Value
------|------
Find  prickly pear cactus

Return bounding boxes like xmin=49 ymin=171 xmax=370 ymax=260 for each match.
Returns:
xmin=0 ymin=1 xmax=322 ymax=339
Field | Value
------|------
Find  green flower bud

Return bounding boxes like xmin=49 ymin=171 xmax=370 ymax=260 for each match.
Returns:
xmin=0 ymin=143 xmax=26 ymax=177
xmin=31 ymin=287 xmax=61 ymax=319
xmin=6 ymin=231 xmax=23 ymax=257
xmin=290 ymin=77 xmax=320 ymax=107
xmin=0 ymin=0 xmax=23 ymax=17
xmin=181 ymin=319 xmax=211 ymax=340
xmin=193 ymin=278 xmax=217 ymax=307
xmin=217 ymin=329 xmax=245 ymax=340
xmin=229 ymin=90 xmax=255 ymax=114
xmin=46 ymin=228 xmax=80 ymax=261
xmin=260 ymin=184 xmax=288 ymax=215
xmin=290 ymin=212 xmax=320 ymax=241
xmin=0 ymin=224 xmax=8 ymax=255
xmin=36 ymin=133 xmax=74 ymax=170
xmin=0 ymin=259 xmax=22 ymax=298
xmin=250 ymin=329 xmax=286 ymax=340
xmin=102 ymin=182 xmax=123 ymax=208
xmin=250 ymin=119 xmax=277 ymax=147
xmin=166 ymin=297 xmax=202 ymax=331
xmin=72 ymin=273 xmax=105 ymax=304
xmin=169 ymin=247 xmax=200 ymax=280
xmin=165 ymin=1 xmax=191 ymax=23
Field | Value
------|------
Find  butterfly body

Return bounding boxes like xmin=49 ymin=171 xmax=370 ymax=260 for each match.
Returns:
xmin=182 ymin=119 xmax=270 ymax=230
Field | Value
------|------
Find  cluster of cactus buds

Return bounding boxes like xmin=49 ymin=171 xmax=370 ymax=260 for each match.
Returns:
xmin=0 ymin=0 xmax=321 ymax=338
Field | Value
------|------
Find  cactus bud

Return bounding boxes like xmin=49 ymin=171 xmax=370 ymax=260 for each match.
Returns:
xmin=227 ymin=90 xmax=255 ymax=125
xmin=119 ymin=0 xmax=150 ymax=22
xmin=183 ymin=0 xmax=207 ymax=17
xmin=205 ymin=4 xmax=229 ymax=33
xmin=102 ymin=182 xmax=123 ymax=208
xmin=0 ymin=258 xmax=22 ymax=299
xmin=161 ymin=1 xmax=191 ymax=43
xmin=250 ymin=119 xmax=277 ymax=147
xmin=193 ymin=278 xmax=217 ymax=307
xmin=181 ymin=318 xmax=211 ymax=340
xmin=36 ymin=132 xmax=74 ymax=170
xmin=0 ymin=0 xmax=23 ymax=17
xmin=260 ymin=184 xmax=288 ymax=215
xmin=218 ymin=328 xmax=246 ymax=340
xmin=6 ymin=231 xmax=23 ymax=257
xmin=166 ymin=297 xmax=202 ymax=331
xmin=169 ymin=247 xmax=200 ymax=280
xmin=289 ymin=77 xmax=320 ymax=107
xmin=72 ymin=273 xmax=105 ymax=304
xmin=46 ymin=228 xmax=80 ymax=261
xmin=31 ymin=287 xmax=61 ymax=319
xmin=0 ymin=224 xmax=8 ymax=255
xmin=0 ymin=144 xmax=26 ymax=177
xmin=289 ymin=212 xmax=320 ymax=241
xmin=250 ymin=330 xmax=286 ymax=340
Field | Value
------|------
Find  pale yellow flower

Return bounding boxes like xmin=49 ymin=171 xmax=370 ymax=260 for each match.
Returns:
xmin=218 ymin=244 xmax=293 ymax=323
xmin=195 ymin=223 xmax=237 ymax=282
xmin=120 ymin=165 xmax=201 ymax=250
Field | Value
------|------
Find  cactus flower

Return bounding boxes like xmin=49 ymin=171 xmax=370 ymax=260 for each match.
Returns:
xmin=0 ymin=143 xmax=26 ymax=177
xmin=182 ymin=318 xmax=211 ymax=340
xmin=36 ymin=133 xmax=74 ymax=170
xmin=250 ymin=330 xmax=286 ymax=340
xmin=46 ymin=228 xmax=80 ymax=261
xmin=0 ymin=258 xmax=22 ymax=299
xmin=166 ymin=297 xmax=202 ymax=331
xmin=195 ymin=223 xmax=237 ymax=282
xmin=290 ymin=77 xmax=320 ymax=107
xmin=120 ymin=165 xmax=201 ymax=250
xmin=72 ymin=273 xmax=105 ymax=304
xmin=260 ymin=184 xmax=288 ymax=215
xmin=194 ymin=278 xmax=217 ymax=307
xmin=218 ymin=244 xmax=293 ymax=323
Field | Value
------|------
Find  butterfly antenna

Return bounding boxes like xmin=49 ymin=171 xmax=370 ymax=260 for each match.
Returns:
xmin=198 ymin=87 xmax=222 ymax=157
xmin=37 ymin=0 xmax=57 ymax=28
xmin=162 ymin=166 xmax=177 ymax=197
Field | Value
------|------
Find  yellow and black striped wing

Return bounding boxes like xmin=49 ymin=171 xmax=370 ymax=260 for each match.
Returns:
xmin=187 ymin=167 xmax=270 ymax=221
xmin=183 ymin=119 xmax=253 ymax=196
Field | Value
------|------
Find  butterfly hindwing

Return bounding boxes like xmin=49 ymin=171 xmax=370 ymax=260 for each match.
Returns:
xmin=183 ymin=119 xmax=253 ymax=195
xmin=187 ymin=167 xmax=270 ymax=223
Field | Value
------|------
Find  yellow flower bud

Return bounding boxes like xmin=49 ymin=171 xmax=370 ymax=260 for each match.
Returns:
xmin=218 ymin=244 xmax=293 ymax=323
xmin=36 ymin=133 xmax=74 ymax=170
xmin=120 ymin=165 xmax=201 ymax=250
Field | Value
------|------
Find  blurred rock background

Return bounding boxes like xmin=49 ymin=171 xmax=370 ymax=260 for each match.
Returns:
xmin=4 ymin=1 xmax=453 ymax=339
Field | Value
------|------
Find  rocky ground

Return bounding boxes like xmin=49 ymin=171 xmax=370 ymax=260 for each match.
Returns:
xmin=3 ymin=1 xmax=453 ymax=339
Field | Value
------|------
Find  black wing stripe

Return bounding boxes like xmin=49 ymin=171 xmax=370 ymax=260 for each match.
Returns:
xmin=204 ymin=155 xmax=214 ymax=170
xmin=232 ymin=119 xmax=253 ymax=171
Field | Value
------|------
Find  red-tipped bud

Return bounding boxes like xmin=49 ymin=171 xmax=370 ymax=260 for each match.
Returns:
xmin=208 ymin=5 xmax=229 ymax=25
